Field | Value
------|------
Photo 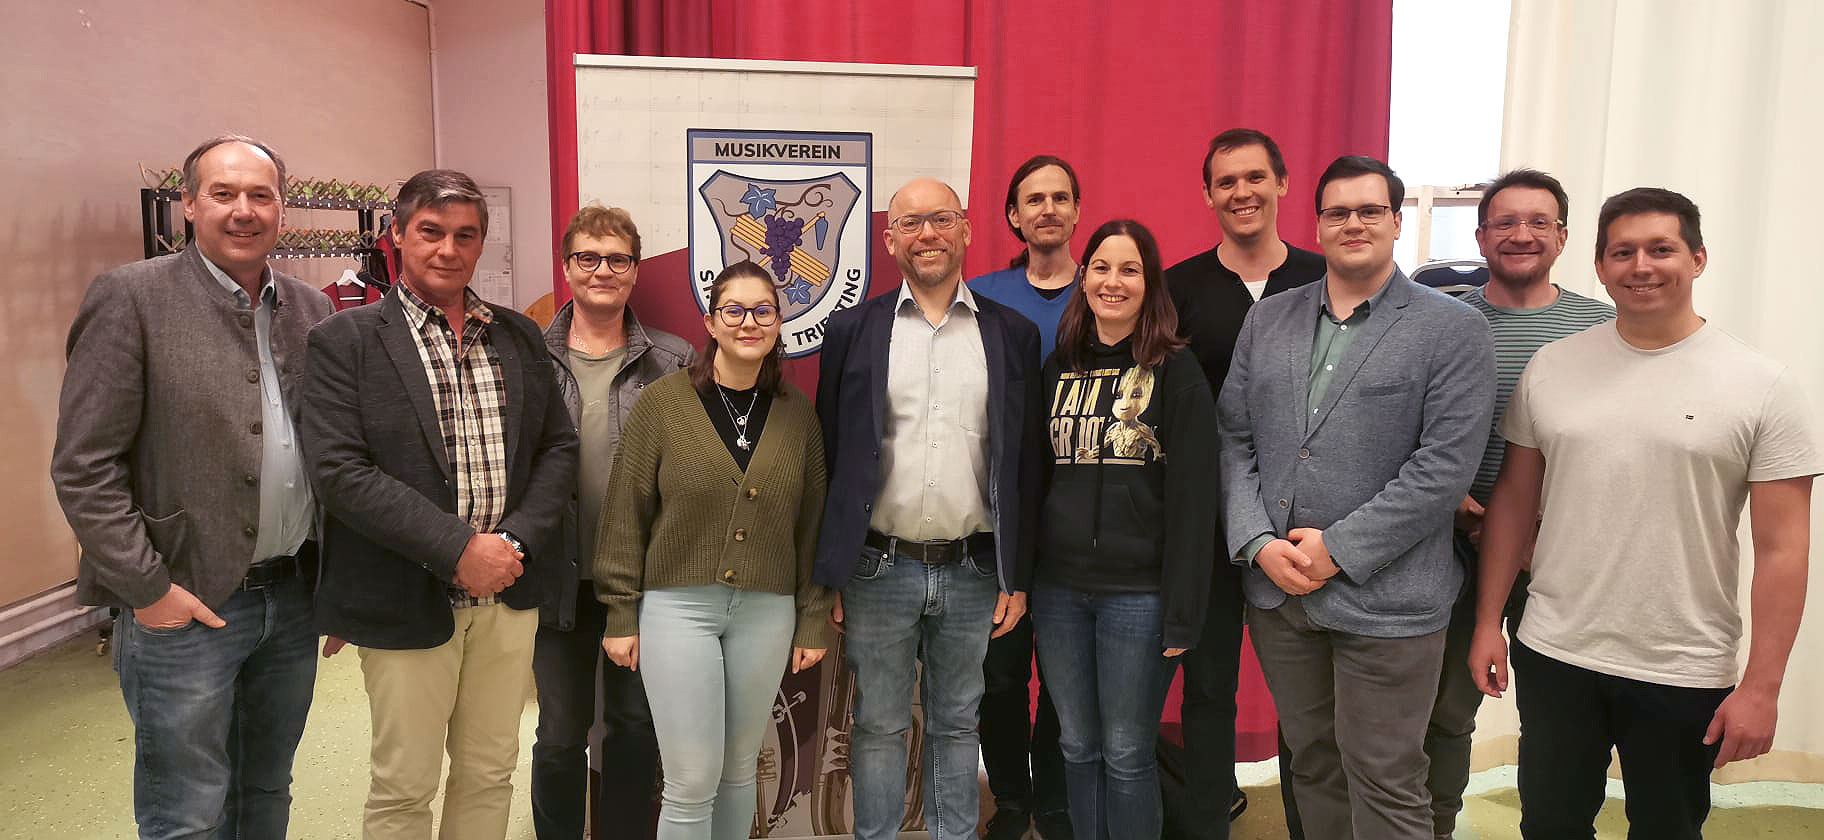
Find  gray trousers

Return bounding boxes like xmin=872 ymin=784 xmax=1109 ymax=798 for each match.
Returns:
xmin=1249 ymin=598 xmax=1446 ymax=840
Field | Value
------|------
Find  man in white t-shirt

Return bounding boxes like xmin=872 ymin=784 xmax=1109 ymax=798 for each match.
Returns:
xmin=1467 ymin=187 xmax=1821 ymax=839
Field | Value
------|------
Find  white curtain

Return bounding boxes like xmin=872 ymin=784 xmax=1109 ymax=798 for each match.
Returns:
xmin=1478 ymin=0 xmax=1824 ymax=783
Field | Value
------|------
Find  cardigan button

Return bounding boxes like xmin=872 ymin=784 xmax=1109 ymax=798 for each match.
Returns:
xmin=733 ymin=529 xmax=747 ymax=542
xmin=746 ymin=488 xmax=758 ymax=500
xmin=722 ymin=569 xmax=736 ymax=582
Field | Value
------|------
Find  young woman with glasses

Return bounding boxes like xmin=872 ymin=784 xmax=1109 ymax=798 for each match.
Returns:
xmin=1031 ymin=220 xmax=1220 ymax=840
xmin=594 ymin=259 xmax=833 ymax=840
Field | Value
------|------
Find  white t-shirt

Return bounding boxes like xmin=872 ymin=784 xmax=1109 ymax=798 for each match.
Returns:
xmin=1502 ymin=321 xmax=1822 ymax=688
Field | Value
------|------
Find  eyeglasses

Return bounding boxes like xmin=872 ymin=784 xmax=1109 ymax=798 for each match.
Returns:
xmin=1482 ymin=217 xmax=1564 ymax=234
xmin=567 ymin=251 xmax=637 ymax=274
xmin=1317 ymin=205 xmax=1393 ymax=226
xmin=715 ymin=303 xmax=780 ymax=327
xmin=888 ymin=210 xmax=964 ymax=235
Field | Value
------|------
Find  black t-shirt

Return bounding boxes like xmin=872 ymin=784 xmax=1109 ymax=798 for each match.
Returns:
xmin=1164 ymin=241 xmax=1325 ymax=395
xmin=696 ymin=382 xmax=774 ymax=472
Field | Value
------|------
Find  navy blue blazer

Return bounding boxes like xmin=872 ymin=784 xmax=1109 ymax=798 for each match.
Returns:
xmin=812 ymin=288 xmax=1043 ymax=593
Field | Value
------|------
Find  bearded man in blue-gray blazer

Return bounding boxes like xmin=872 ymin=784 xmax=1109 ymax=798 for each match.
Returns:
xmin=1217 ymin=155 xmax=1495 ymax=840
xmin=813 ymin=177 xmax=1043 ymax=840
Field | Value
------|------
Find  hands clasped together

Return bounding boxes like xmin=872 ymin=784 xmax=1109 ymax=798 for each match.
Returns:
xmin=1256 ymin=528 xmax=1341 ymax=596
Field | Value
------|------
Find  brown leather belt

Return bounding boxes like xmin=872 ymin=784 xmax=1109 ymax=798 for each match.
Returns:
xmin=864 ymin=529 xmax=995 ymax=566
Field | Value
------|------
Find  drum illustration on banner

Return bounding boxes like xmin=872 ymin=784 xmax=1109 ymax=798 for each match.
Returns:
xmin=688 ymin=129 xmax=871 ymax=357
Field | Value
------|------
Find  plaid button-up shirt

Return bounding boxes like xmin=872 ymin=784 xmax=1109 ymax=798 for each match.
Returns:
xmin=397 ymin=283 xmax=509 ymax=608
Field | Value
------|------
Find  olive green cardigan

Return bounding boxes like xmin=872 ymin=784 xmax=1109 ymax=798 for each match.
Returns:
xmin=593 ymin=370 xmax=833 ymax=648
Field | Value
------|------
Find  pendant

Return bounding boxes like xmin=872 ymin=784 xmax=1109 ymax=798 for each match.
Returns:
xmin=735 ymin=415 xmax=748 ymax=427
xmin=736 ymin=434 xmax=751 ymax=450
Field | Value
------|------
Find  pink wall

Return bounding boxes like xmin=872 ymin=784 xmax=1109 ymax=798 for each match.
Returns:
xmin=0 ymin=0 xmax=436 ymax=608
xmin=427 ymin=0 xmax=554 ymax=312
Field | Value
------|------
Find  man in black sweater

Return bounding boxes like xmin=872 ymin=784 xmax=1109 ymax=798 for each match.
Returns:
xmin=1162 ymin=128 xmax=1323 ymax=840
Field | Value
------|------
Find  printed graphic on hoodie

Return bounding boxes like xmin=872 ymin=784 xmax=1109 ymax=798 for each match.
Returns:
xmin=1050 ymin=366 xmax=1164 ymax=465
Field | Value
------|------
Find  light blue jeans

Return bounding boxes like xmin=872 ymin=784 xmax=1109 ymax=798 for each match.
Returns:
xmin=840 ymin=542 xmax=1002 ymax=840
xmin=638 ymin=584 xmax=796 ymax=840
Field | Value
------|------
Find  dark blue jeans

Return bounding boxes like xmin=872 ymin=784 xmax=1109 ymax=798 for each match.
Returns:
xmin=841 ymin=541 xmax=1002 ymax=840
xmin=1032 ymin=584 xmax=1179 ymax=840
xmin=113 ymin=575 xmax=317 ymax=840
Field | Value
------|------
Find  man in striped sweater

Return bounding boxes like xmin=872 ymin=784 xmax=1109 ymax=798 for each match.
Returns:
xmin=1422 ymin=168 xmax=1613 ymax=838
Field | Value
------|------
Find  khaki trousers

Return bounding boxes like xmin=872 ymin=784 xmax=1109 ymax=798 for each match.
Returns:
xmin=358 ymin=603 xmax=539 ymax=840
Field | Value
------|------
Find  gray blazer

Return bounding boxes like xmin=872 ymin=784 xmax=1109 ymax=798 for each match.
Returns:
xmin=1217 ymin=268 xmax=1494 ymax=638
xmin=538 ymin=300 xmax=692 ymax=631
xmin=51 ymin=248 xmax=332 ymax=610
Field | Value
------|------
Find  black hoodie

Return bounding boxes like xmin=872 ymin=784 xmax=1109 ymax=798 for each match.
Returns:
xmin=1036 ymin=338 xmax=1219 ymax=649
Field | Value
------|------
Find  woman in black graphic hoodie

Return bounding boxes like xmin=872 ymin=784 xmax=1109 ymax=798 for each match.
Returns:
xmin=1032 ymin=219 xmax=1219 ymax=840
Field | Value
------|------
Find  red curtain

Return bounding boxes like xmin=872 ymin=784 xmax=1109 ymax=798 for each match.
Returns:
xmin=545 ymin=0 xmax=1393 ymax=764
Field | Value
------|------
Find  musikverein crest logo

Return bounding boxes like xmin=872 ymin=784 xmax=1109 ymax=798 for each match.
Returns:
xmin=688 ymin=129 xmax=872 ymax=357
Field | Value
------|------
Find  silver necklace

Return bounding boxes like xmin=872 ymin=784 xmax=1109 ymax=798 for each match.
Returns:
xmin=715 ymin=383 xmax=759 ymax=450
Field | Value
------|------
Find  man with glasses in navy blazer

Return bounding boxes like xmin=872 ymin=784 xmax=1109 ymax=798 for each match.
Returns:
xmin=814 ymin=177 xmax=1043 ymax=840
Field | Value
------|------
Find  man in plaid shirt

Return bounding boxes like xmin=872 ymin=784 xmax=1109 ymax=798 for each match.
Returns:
xmin=301 ymin=169 xmax=577 ymax=839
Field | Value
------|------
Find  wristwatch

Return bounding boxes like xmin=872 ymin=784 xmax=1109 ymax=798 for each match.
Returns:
xmin=496 ymin=531 xmax=525 ymax=555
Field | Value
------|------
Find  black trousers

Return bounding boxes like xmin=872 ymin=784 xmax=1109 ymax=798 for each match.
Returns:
xmin=1426 ymin=534 xmax=1533 ymax=839
xmin=1172 ymin=564 xmax=1247 ymax=840
xmin=530 ymin=585 xmax=661 ymax=840
xmin=1512 ymin=639 xmax=1730 ymax=840
xmin=980 ymin=607 xmax=1068 ymax=816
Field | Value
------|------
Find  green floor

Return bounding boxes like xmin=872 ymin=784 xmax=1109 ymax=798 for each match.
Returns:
xmin=0 ymin=633 xmax=539 ymax=839
xmin=1 ymin=634 xmax=1818 ymax=839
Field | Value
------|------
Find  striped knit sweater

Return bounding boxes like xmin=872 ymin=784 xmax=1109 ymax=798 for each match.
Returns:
xmin=1460 ymin=285 xmax=1613 ymax=503
xmin=593 ymin=370 xmax=833 ymax=648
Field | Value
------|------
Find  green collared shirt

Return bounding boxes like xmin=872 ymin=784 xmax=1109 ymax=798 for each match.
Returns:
xmin=1306 ymin=281 xmax=1379 ymax=414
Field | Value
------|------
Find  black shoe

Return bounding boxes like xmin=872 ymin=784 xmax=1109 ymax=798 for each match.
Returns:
xmin=985 ymin=807 xmax=1031 ymax=840
xmin=1229 ymin=787 xmax=1248 ymax=822
xmin=1034 ymin=809 xmax=1073 ymax=840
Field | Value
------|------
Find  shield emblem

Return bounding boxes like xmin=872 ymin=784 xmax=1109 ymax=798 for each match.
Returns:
xmin=697 ymin=171 xmax=863 ymax=321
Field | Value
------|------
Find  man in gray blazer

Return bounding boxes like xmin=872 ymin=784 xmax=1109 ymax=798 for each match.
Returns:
xmin=1217 ymin=155 xmax=1495 ymax=839
xmin=51 ymin=135 xmax=332 ymax=839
